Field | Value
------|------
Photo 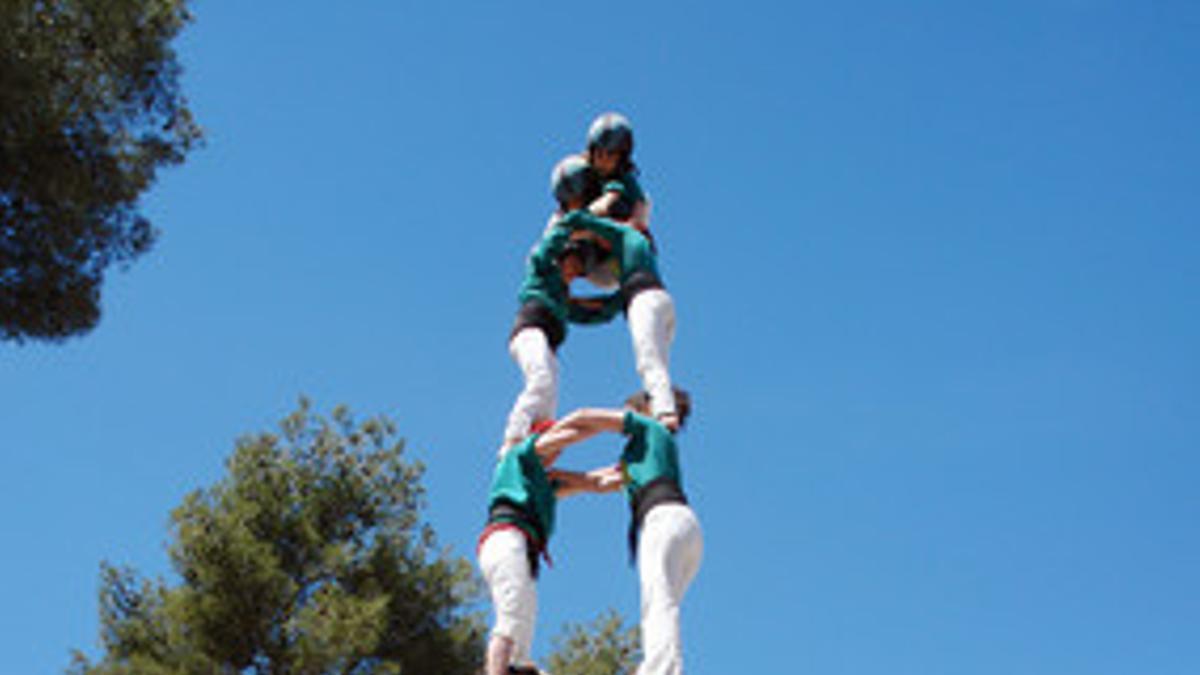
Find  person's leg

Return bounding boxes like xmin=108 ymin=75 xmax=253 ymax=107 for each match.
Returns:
xmin=502 ymin=327 xmax=559 ymax=449
xmin=479 ymin=530 xmax=539 ymax=675
xmin=626 ymin=288 xmax=676 ymax=420
xmin=636 ymin=504 xmax=702 ymax=675
xmin=485 ymin=636 xmax=515 ymax=675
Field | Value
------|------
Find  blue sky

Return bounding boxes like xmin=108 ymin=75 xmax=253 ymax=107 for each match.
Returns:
xmin=3 ymin=2 xmax=1198 ymax=673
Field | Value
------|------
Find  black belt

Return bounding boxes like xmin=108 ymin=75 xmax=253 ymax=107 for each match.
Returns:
xmin=509 ymin=300 xmax=565 ymax=351
xmin=627 ymin=478 xmax=687 ymax=563
xmin=620 ymin=270 xmax=664 ymax=311
xmin=488 ymin=500 xmax=546 ymax=578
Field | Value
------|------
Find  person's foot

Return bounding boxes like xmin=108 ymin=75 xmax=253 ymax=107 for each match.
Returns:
xmin=508 ymin=665 xmax=544 ymax=675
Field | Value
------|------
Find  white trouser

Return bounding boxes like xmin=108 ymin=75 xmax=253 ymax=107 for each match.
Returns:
xmin=479 ymin=529 xmax=538 ymax=665
xmin=503 ymin=327 xmax=559 ymax=446
xmin=636 ymin=503 xmax=703 ymax=675
xmin=627 ymin=288 xmax=677 ymax=418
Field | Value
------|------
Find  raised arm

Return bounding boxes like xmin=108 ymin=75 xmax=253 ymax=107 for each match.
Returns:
xmin=533 ymin=407 xmax=625 ymax=461
xmin=559 ymin=209 xmax=627 ymax=243
xmin=530 ymin=220 xmax=575 ymax=267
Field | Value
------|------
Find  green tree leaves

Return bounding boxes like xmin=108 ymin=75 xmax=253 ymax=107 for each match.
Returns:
xmin=545 ymin=609 xmax=641 ymax=675
xmin=1 ymin=0 xmax=201 ymax=342
xmin=72 ymin=401 xmax=484 ymax=674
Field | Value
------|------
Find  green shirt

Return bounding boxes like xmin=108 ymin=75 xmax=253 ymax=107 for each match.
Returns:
xmin=603 ymin=172 xmax=647 ymax=221
xmin=523 ymin=211 xmax=661 ymax=327
xmin=559 ymin=210 xmax=658 ymax=281
xmin=619 ymin=411 xmax=682 ymax=504
xmin=516 ymin=223 xmax=576 ymax=326
xmin=487 ymin=436 xmax=558 ymax=544
xmin=558 ymin=210 xmax=661 ymax=325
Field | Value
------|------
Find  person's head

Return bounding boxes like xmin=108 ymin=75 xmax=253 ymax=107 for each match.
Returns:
xmin=559 ymin=249 xmax=585 ymax=282
xmin=586 ymin=112 xmax=634 ymax=177
xmin=624 ymin=388 xmax=692 ymax=429
xmin=551 ymin=154 xmax=596 ymax=210
xmin=557 ymin=237 xmax=601 ymax=282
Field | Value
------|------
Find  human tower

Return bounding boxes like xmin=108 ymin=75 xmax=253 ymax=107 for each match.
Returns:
xmin=477 ymin=113 xmax=702 ymax=675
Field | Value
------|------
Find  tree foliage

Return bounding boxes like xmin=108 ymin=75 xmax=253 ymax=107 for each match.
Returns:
xmin=0 ymin=0 xmax=201 ymax=342
xmin=545 ymin=609 xmax=641 ymax=675
xmin=71 ymin=400 xmax=485 ymax=674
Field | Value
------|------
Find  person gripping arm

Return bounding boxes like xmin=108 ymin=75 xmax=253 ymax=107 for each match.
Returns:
xmin=531 ymin=407 xmax=625 ymax=464
xmin=547 ymin=465 xmax=623 ymax=498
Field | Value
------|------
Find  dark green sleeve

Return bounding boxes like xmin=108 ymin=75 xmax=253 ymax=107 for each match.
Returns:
xmin=558 ymin=210 xmax=624 ymax=248
xmin=605 ymin=174 xmax=645 ymax=202
xmin=622 ymin=410 xmax=640 ymax=435
xmin=517 ymin=436 xmax=542 ymax=472
xmin=624 ymin=174 xmax=646 ymax=201
xmin=603 ymin=179 xmax=630 ymax=198
xmin=534 ymin=224 xmax=573 ymax=262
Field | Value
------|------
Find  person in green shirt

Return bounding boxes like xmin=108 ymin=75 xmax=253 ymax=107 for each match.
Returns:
xmin=571 ymin=112 xmax=655 ymax=305
xmin=548 ymin=114 xmax=679 ymax=429
xmin=562 ymin=207 xmax=681 ymax=431
xmin=503 ymin=113 xmax=676 ymax=437
xmin=585 ymin=112 xmax=653 ymax=243
xmin=542 ymin=389 xmax=701 ymax=675
xmin=478 ymin=418 xmax=611 ymax=675
xmin=500 ymin=154 xmax=605 ymax=451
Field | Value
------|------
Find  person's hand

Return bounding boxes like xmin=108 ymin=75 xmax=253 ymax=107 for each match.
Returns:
xmin=590 ymin=464 xmax=624 ymax=492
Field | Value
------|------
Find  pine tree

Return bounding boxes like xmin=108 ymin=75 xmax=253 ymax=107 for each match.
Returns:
xmin=70 ymin=400 xmax=484 ymax=674
xmin=1 ymin=0 xmax=201 ymax=342
xmin=544 ymin=609 xmax=641 ymax=675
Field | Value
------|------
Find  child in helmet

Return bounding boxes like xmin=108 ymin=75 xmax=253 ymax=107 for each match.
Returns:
xmin=585 ymin=112 xmax=652 ymax=240
xmin=570 ymin=111 xmax=652 ymax=291
xmin=500 ymin=155 xmax=603 ymax=450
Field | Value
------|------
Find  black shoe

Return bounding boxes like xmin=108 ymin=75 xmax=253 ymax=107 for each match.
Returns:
xmin=508 ymin=666 xmax=542 ymax=675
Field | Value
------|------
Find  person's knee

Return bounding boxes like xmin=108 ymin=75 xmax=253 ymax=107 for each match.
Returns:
xmin=525 ymin=366 xmax=557 ymax=397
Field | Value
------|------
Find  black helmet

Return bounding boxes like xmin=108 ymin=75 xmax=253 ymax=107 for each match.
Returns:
xmin=586 ymin=112 xmax=634 ymax=155
xmin=550 ymin=154 xmax=594 ymax=205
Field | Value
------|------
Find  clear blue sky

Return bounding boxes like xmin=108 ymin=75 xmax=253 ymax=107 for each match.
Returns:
xmin=4 ymin=2 xmax=1198 ymax=673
